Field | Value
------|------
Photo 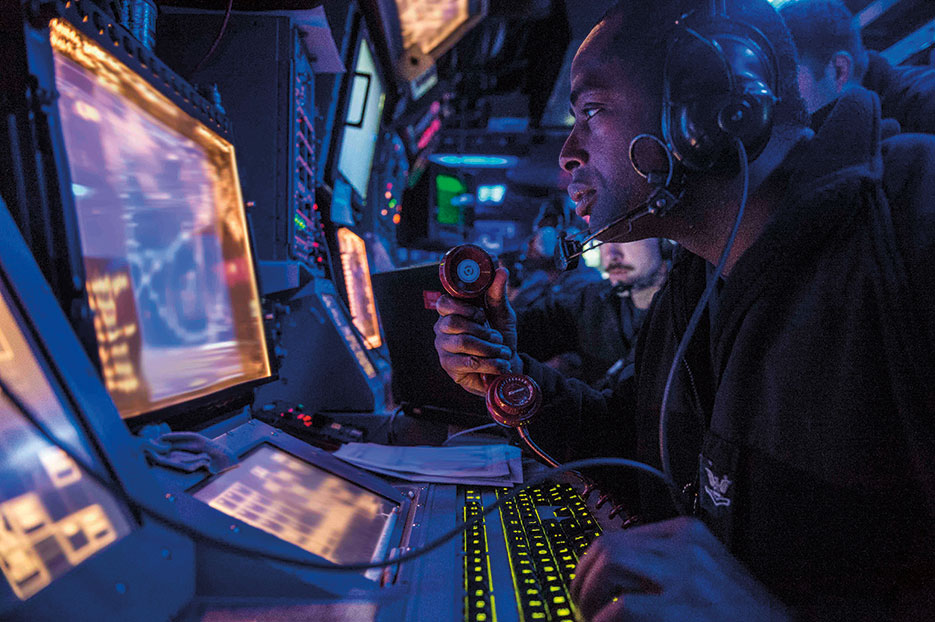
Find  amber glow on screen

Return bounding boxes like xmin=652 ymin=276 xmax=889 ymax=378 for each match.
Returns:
xmin=49 ymin=19 xmax=270 ymax=419
xmin=337 ymin=229 xmax=382 ymax=350
xmin=395 ymin=0 xmax=470 ymax=55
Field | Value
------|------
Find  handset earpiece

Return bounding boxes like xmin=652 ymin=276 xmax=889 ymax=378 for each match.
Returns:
xmin=438 ymin=244 xmax=495 ymax=300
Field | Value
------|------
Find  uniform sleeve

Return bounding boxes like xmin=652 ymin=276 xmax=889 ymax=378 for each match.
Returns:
xmin=519 ymin=353 xmax=637 ymax=464
xmin=881 ymin=133 xmax=935 ymax=351
xmin=879 ymin=133 xmax=935 ymax=542
xmin=515 ymin=286 xmax=587 ymax=362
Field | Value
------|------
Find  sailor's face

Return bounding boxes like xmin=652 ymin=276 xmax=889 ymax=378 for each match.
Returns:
xmin=560 ymin=16 xmax=659 ymax=243
xmin=601 ymin=239 xmax=663 ymax=287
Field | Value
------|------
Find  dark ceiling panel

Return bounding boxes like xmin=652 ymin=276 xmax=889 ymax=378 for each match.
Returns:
xmin=860 ymin=0 xmax=935 ymax=52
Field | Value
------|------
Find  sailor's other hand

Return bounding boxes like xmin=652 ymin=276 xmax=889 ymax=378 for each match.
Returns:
xmin=571 ymin=517 xmax=792 ymax=622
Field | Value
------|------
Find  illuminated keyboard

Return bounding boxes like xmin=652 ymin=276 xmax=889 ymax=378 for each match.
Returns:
xmin=461 ymin=483 xmax=602 ymax=622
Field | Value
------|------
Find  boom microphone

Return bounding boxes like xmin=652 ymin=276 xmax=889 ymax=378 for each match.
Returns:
xmin=555 ymin=134 xmax=684 ymax=271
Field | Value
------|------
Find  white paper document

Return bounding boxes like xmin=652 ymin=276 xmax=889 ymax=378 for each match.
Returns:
xmin=333 ymin=443 xmax=523 ymax=487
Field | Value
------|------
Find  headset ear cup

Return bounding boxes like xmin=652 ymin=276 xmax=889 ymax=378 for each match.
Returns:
xmin=665 ymin=95 xmax=735 ymax=171
xmin=662 ymin=17 xmax=777 ymax=172
xmin=662 ymin=29 xmax=733 ymax=171
xmin=717 ymin=87 xmax=776 ymax=156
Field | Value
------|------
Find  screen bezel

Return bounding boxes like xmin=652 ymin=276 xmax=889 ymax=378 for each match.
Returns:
xmin=0 ymin=270 xmax=138 ymax=603
xmin=24 ymin=12 xmax=277 ymax=431
xmin=177 ymin=424 xmax=409 ymax=578
xmin=0 ymin=155 xmax=196 ymax=620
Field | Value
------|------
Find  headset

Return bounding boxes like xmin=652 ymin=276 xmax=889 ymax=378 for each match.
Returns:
xmin=557 ymin=0 xmax=779 ymax=269
xmin=660 ymin=0 xmax=779 ymax=173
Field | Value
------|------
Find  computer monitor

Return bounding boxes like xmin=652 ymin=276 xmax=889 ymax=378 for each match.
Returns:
xmin=0 ymin=275 xmax=134 ymax=604
xmin=394 ymin=0 xmax=487 ymax=59
xmin=190 ymin=444 xmax=397 ymax=567
xmin=434 ymin=173 xmax=469 ymax=226
xmin=49 ymin=19 xmax=271 ymax=422
xmin=335 ymin=37 xmax=386 ymax=204
xmin=336 ymin=229 xmax=382 ymax=350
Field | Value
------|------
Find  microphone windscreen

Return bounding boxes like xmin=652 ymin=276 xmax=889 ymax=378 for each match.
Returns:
xmin=555 ymin=234 xmax=581 ymax=272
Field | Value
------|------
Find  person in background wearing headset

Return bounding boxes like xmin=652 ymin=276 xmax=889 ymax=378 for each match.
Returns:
xmin=780 ymin=0 xmax=935 ymax=134
xmin=433 ymin=0 xmax=935 ymax=619
xmin=516 ymin=239 xmax=670 ymax=388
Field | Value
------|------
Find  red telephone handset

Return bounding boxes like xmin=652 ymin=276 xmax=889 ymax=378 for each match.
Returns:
xmin=438 ymin=244 xmax=541 ymax=427
xmin=440 ymin=245 xmax=637 ymax=525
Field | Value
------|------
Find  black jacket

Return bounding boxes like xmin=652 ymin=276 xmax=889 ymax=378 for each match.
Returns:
xmin=516 ymin=280 xmax=646 ymax=386
xmin=520 ymin=89 xmax=935 ymax=620
xmin=863 ymin=51 xmax=935 ymax=135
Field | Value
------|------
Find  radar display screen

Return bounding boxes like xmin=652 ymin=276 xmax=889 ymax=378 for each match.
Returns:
xmin=49 ymin=19 xmax=271 ymax=420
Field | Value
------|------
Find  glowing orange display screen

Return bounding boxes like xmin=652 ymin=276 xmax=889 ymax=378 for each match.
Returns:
xmin=337 ymin=229 xmax=382 ymax=349
xmin=395 ymin=0 xmax=470 ymax=55
xmin=49 ymin=20 xmax=270 ymax=419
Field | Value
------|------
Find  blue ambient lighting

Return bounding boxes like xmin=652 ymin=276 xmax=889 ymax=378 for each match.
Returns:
xmin=476 ymin=184 xmax=506 ymax=203
xmin=428 ymin=154 xmax=519 ymax=168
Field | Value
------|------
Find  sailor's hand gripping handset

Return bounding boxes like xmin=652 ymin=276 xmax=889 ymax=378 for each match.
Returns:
xmin=440 ymin=244 xmax=637 ymax=524
xmin=439 ymin=244 xmax=542 ymax=428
